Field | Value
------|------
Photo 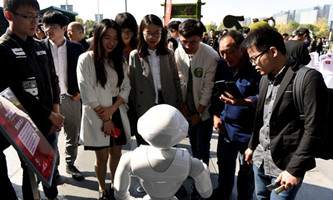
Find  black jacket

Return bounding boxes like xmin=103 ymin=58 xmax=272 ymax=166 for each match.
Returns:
xmin=0 ymin=30 xmax=60 ymax=148
xmin=43 ymin=38 xmax=84 ymax=96
xmin=248 ymin=58 xmax=328 ymax=177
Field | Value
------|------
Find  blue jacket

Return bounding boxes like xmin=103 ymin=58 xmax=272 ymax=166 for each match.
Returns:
xmin=211 ymin=59 xmax=261 ymax=142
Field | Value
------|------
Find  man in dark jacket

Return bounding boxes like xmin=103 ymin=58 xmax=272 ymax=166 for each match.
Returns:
xmin=285 ymin=28 xmax=311 ymax=65
xmin=67 ymin=21 xmax=90 ymax=51
xmin=42 ymin=10 xmax=85 ymax=181
xmin=210 ymin=30 xmax=260 ymax=200
xmin=243 ymin=27 xmax=327 ymax=199
xmin=0 ymin=0 xmax=64 ymax=199
xmin=206 ymin=29 xmax=219 ymax=52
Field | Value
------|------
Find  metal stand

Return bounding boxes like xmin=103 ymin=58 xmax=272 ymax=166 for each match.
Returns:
xmin=28 ymin=168 xmax=40 ymax=200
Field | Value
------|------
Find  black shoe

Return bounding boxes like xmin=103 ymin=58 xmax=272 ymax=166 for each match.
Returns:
xmin=206 ymin=188 xmax=220 ymax=200
xmin=99 ymin=190 xmax=109 ymax=200
xmin=175 ymin=185 xmax=188 ymax=198
xmin=66 ymin=165 xmax=84 ymax=181
xmin=108 ymin=187 xmax=115 ymax=200
xmin=191 ymin=187 xmax=204 ymax=200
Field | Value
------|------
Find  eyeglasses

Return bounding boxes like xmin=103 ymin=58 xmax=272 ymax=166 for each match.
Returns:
xmin=143 ymin=31 xmax=162 ymax=38
xmin=12 ymin=12 xmax=40 ymax=21
xmin=249 ymin=48 xmax=269 ymax=65
xmin=41 ymin=25 xmax=60 ymax=32
xmin=180 ymin=38 xmax=201 ymax=47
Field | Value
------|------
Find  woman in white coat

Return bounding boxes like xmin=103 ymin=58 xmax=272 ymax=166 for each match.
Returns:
xmin=77 ymin=19 xmax=131 ymax=200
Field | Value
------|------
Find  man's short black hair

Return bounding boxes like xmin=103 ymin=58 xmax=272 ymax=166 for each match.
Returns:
xmin=178 ymin=19 xmax=206 ymax=38
xmin=42 ymin=10 xmax=69 ymax=27
xmin=220 ymin=30 xmax=244 ymax=48
xmin=3 ymin=0 xmax=39 ymax=13
xmin=167 ymin=20 xmax=181 ymax=31
xmin=242 ymin=27 xmax=286 ymax=55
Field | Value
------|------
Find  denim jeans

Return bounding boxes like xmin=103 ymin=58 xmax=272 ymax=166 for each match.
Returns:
xmin=216 ymin=137 xmax=254 ymax=200
xmin=188 ymin=118 xmax=213 ymax=165
xmin=253 ymin=163 xmax=303 ymax=200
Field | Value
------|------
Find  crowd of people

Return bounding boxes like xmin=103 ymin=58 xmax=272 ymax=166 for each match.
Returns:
xmin=0 ymin=0 xmax=330 ymax=200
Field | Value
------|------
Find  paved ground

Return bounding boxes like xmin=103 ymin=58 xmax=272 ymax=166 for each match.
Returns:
xmin=4 ymin=130 xmax=333 ymax=199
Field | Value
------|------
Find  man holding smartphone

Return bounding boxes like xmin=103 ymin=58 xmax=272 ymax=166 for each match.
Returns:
xmin=210 ymin=30 xmax=261 ymax=200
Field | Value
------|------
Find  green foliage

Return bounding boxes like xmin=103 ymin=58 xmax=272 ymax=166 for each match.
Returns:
xmin=217 ymin=22 xmax=226 ymax=31
xmin=275 ymin=18 xmax=329 ymax=38
xmin=84 ymin=20 xmax=96 ymax=38
xmin=205 ymin=22 xmax=217 ymax=32
xmin=314 ymin=18 xmax=330 ymax=38
xmin=289 ymin=20 xmax=299 ymax=30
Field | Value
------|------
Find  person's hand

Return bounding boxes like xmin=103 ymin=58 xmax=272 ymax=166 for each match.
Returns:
xmin=245 ymin=148 xmax=253 ymax=165
xmin=220 ymin=92 xmax=252 ymax=107
xmin=275 ymin=171 xmax=301 ymax=191
xmin=71 ymin=92 xmax=81 ymax=101
xmin=49 ymin=124 xmax=59 ymax=134
xmin=102 ymin=120 xmax=115 ymax=136
xmin=96 ymin=106 xmax=116 ymax=122
xmin=188 ymin=113 xmax=201 ymax=127
xmin=180 ymin=104 xmax=190 ymax=118
xmin=48 ymin=111 xmax=65 ymax=131
xmin=213 ymin=115 xmax=226 ymax=135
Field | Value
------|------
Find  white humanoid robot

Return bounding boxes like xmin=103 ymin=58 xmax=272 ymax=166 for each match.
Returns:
xmin=113 ymin=104 xmax=212 ymax=200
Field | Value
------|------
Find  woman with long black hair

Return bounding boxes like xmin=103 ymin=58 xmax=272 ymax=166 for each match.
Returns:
xmin=77 ymin=19 xmax=131 ymax=200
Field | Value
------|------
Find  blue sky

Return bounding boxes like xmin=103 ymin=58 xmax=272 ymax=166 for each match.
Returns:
xmin=1 ymin=0 xmax=333 ymax=25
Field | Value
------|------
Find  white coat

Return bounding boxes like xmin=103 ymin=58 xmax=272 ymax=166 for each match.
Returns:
xmin=77 ymin=51 xmax=131 ymax=147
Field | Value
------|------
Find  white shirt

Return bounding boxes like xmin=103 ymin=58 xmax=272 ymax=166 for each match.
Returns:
xmin=49 ymin=38 xmax=68 ymax=95
xmin=147 ymin=49 xmax=161 ymax=104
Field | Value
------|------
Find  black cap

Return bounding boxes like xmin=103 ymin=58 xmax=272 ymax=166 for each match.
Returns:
xmin=296 ymin=28 xmax=310 ymax=37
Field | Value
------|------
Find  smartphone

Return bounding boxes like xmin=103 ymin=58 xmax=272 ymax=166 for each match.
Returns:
xmin=102 ymin=126 xmax=121 ymax=138
xmin=225 ymin=81 xmax=243 ymax=99
xmin=266 ymin=182 xmax=281 ymax=191
xmin=111 ymin=126 xmax=121 ymax=138
xmin=214 ymin=80 xmax=228 ymax=97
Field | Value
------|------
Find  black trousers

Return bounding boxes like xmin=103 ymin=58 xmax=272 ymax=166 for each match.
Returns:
xmin=0 ymin=151 xmax=18 ymax=200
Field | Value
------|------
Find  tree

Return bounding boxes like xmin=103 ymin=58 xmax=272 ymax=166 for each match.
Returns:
xmin=289 ymin=20 xmax=299 ymax=31
xmin=276 ymin=20 xmax=300 ymax=35
xmin=217 ymin=22 xmax=226 ymax=31
xmin=205 ymin=22 xmax=217 ymax=33
xmin=84 ymin=20 xmax=96 ymax=38
xmin=314 ymin=18 xmax=329 ymax=38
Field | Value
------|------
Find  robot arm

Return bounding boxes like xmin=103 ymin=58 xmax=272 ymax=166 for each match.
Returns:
xmin=189 ymin=158 xmax=213 ymax=198
xmin=114 ymin=152 xmax=135 ymax=200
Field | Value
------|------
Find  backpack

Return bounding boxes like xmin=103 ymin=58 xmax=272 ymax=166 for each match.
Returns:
xmin=293 ymin=66 xmax=333 ymax=160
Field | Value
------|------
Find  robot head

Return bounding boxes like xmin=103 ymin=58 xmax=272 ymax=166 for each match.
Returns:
xmin=137 ymin=104 xmax=188 ymax=149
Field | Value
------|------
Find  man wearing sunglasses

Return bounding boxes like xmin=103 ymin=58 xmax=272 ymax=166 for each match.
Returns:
xmin=0 ymin=0 xmax=65 ymax=199
xmin=243 ymin=27 xmax=327 ymax=200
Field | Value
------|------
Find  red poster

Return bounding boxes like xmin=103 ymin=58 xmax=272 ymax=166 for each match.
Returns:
xmin=0 ymin=88 xmax=56 ymax=187
xmin=164 ymin=0 xmax=172 ymax=26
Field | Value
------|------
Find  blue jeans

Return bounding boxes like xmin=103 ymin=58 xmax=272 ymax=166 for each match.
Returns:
xmin=188 ymin=118 xmax=213 ymax=165
xmin=217 ymin=137 xmax=254 ymax=200
xmin=253 ymin=164 xmax=303 ymax=200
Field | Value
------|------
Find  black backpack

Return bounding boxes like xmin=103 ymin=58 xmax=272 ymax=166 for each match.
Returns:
xmin=293 ymin=66 xmax=333 ymax=160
